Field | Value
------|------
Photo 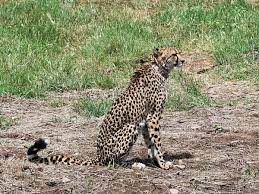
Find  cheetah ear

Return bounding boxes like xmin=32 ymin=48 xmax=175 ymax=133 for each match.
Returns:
xmin=153 ymin=48 xmax=160 ymax=58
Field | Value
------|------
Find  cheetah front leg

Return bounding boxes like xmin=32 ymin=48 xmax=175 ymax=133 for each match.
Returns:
xmin=141 ymin=115 xmax=155 ymax=159
xmin=146 ymin=113 xmax=172 ymax=170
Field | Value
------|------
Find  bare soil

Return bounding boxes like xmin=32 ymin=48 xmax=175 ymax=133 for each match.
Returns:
xmin=1 ymin=60 xmax=259 ymax=193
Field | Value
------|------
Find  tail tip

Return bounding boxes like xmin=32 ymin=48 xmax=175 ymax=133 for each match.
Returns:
xmin=27 ymin=138 xmax=49 ymax=157
xmin=42 ymin=138 xmax=49 ymax=146
xmin=35 ymin=138 xmax=49 ymax=149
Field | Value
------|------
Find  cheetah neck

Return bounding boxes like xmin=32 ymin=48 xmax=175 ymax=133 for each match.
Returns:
xmin=152 ymin=61 xmax=171 ymax=79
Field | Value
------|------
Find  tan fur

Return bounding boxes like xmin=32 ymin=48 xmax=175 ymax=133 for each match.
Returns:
xmin=27 ymin=47 xmax=184 ymax=169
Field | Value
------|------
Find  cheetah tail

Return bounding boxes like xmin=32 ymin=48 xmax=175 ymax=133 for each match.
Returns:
xmin=27 ymin=138 xmax=48 ymax=162
xmin=27 ymin=138 xmax=99 ymax=166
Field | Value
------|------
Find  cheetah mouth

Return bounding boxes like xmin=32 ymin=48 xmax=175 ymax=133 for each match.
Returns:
xmin=177 ymin=61 xmax=184 ymax=67
xmin=175 ymin=57 xmax=185 ymax=68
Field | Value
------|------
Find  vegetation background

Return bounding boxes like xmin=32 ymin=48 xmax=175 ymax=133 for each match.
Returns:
xmin=0 ymin=0 xmax=258 ymax=103
xmin=0 ymin=0 xmax=258 ymax=193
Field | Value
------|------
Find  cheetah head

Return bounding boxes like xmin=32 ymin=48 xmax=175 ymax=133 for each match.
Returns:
xmin=152 ymin=47 xmax=185 ymax=76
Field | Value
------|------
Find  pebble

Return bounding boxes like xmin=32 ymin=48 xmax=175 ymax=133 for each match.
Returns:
xmin=174 ymin=164 xmax=186 ymax=170
xmin=132 ymin=162 xmax=146 ymax=170
xmin=62 ymin=177 xmax=70 ymax=183
xmin=170 ymin=188 xmax=179 ymax=194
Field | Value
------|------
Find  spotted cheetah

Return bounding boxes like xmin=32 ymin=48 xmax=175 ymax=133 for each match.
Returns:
xmin=27 ymin=46 xmax=185 ymax=169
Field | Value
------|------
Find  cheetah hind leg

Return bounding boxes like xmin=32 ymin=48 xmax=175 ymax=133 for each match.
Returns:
xmin=105 ymin=124 xmax=139 ymax=166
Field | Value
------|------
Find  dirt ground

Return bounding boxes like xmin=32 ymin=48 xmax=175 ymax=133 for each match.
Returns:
xmin=1 ymin=61 xmax=259 ymax=193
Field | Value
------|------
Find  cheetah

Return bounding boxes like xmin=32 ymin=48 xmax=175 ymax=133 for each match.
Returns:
xmin=27 ymin=46 xmax=185 ymax=169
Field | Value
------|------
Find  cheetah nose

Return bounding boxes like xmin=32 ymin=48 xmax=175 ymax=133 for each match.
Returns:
xmin=181 ymin=59 xmax=185 ymax=64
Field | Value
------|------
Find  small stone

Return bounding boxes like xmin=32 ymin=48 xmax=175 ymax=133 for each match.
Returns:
xmin=170 ymin=188 xmax=179 ymax=194
xmin=37 ymin=167 xmax=43 ymax=172
xmin=191 ymin=124 xmax=200 ymax=130
xmin=22 ymin=166 xmax=30 ymax=171
xmin=62 ymin=177 xmax=70 ymax=183
xmin=132 ymin=162 xmax=146 ymax=170
xmin=174 ymin=165 xmax=186 ymax=170
xmin=46 ymin=181 xmax=57 ymax=187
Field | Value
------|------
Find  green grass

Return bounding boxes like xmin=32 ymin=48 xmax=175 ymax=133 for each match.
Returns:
xmin=85 ymin=176 xmax=94 ymax=193
xmin=48 ymin=98 xmax=65 ymax=108
xmin=242 ymin=165 xmax=259 ymax=182
xmin=166 ymin=70 xmax=213 ymax=111
xmin=73 ymin=97 xmax=112 ymax=117
xmin=0 ymin=0 xmax=258 ymax=101
xmin=0 ymin=114 xmax=16 ymax=130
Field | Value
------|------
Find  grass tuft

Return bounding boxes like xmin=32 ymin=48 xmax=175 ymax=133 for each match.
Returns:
xmin=166 ymin=71 xmax=213 ymax=111
xmin=48 ymin=98 xmax=65 ymax=108
xmin=0 ymin=114 xmax=17 ymax=130
xmin=73 ymin=97 xmax=112 ymax=117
